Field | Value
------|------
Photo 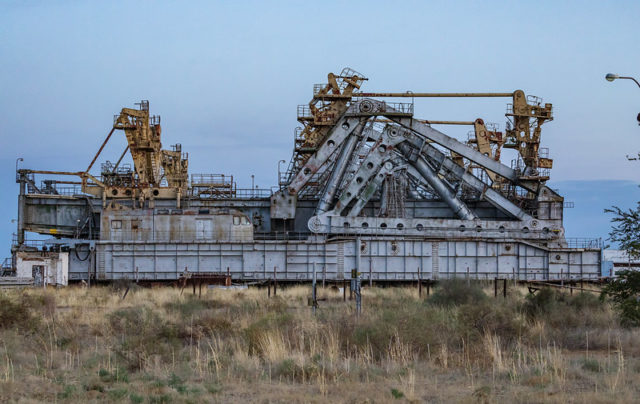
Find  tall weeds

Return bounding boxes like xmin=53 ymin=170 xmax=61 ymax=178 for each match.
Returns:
xmin=0 ymin=283 xmax=637 ymax=402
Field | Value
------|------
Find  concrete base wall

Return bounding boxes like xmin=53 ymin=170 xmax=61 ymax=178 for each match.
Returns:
xmin=67 ymin=238 xmax=601 ymax=282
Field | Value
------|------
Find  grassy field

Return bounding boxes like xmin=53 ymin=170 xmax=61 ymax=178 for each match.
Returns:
xmin=0 ymin=281 xmax=639 ymax=403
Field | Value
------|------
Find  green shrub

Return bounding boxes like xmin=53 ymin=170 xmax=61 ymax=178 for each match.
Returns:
xmin=429 ymin=280 xmax=488 ymax=307
xmin=274 ymin=358 xmax=299 ymax=380
xmin=0 ymin=292 xmax=56 ymax=331
xmin=390 ymin=388 xmax=404 ymax=399
xmin=581 ymin=358 xmax=601 ymax=372
xmin=602 ymin=270 xmax=640 ymax=327
xmin=129 ymin=393 xmax=144 ymax=403
xmin=58 ymin=384 xmax=77 ymax=399
xmin=149 ymin=394 xmax=172 ymax=404
xmin=457 ymin=301 xmax=523 ymax=343
xmin=244 ymin=312 xmax=293 ymax=355
xmin=164 ymin=296 xmax=221 ymax=317
xmin=108 ymin=388 xmax=128 ymax=400
xmin=108 ymin=307 xmax=180 ymax=371
xmin=522 ymin=287 xmax=561 ymax=318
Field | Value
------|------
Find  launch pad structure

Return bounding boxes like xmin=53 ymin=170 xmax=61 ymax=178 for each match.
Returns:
xmin=11 ymin=68 xmax=602 ymax=284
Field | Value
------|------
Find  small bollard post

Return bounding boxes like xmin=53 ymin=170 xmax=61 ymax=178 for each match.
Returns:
xmin=503 ymin=278 xmax=507 ymax=298
xmin=352 ymin=269 xmax=362 ymax=316
xmin=273 ymin=266 xmax=277 ymax=297
xmin=494 ymin=278 xmax=498 ymax=298
xmin=343 ymin=279 xmax=346 ymax=302
xmin=355 ymin=276 xmax=362 ymax=316
xmin=418 ymin=267 xmax=422 ymax=298
xmin=349 ymin=272 xmax=353 ymax=301
xmin=268 ymin=278 xmax=271 ymax=298
xmin=322 ymin=266 xmax=326 ymax=288
xmin=426 ymin=280 xmax=430 ymax=296
xmin=312 ymin=263 xmax=318 ymax=315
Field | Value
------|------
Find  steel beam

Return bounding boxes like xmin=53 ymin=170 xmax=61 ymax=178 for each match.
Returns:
xmin=388 ymin=116 xmax=538 ymax=192
xmin=397 ymin=143 xmax=476 ymax=220
xmin=317 ymin=121 xmax=365 ymax=214
xmin=420 ymin=142 xmax=533 ymax=221
xmin=287 ymin=116 xmax=362 ymax=194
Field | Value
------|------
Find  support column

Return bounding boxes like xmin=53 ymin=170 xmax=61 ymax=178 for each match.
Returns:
xmin=317 ymin=123 xmax=365 ymax=214
xmin=17 ymin=178 xmax=25 ymax=245
xmin=398 ymin=143 xmax=476 ymax=220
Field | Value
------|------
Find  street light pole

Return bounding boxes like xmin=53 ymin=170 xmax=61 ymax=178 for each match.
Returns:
xmin=606 ymin=73 xmax=640 ymax=128
xmin=16 ymin=157 xmax=25 ymax=245
xmin=606 ymin=73 xmax=640 ymax=89
xmin=277 ymin=159 xmax=286 ymax=186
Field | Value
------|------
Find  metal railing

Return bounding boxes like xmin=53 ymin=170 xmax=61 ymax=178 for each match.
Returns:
xmin=297 ymin=105 xmax=313 ymax=120
xmin=382 ymin=102 xmax=414 ymax=115
xmin=313 ymin=84 xmax=326 ymax=96
xmin=191 ymin=173 xmax=234 ymax=187
xmin=12 ymin=235 xmax=46 ymax=249
xmin=233 ymin=188 xmax=273 ymax=199
xmin=539 ymin=147 xmax=549 ymax=158
xmin=565 ymin=238 xmax=603 ymax=249
xmin=1 ymin=257 xmax=15 ymax=277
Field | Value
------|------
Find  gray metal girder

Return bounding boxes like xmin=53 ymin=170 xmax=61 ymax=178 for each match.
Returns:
xmin=388 ymin=116 xmax=538 ymax=193
xmin=308 ymin=213 xmax=560 ymax=240
xmin=332 ymin=126 xmax=406 ymax=215
xmin=287 ymin=116 xmax=363 ymax=194
xmin=317 ymin=122 xmax=365 ymax=214
xmin=418 ymin=142 xmax=533 ymax=221
xmin=397 ymin=143 xmax=476 ymax=220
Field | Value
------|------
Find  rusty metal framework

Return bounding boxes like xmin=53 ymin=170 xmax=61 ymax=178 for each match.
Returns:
xmin=10 ymin=68 xmax=602 ymax=283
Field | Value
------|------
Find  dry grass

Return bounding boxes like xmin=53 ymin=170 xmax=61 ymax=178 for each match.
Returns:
xmin=0 ymin=281 xmax=639 ymax=403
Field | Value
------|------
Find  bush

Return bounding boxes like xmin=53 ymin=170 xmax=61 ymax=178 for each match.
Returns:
xmin=108 ymin=307 xmax=181 ymax=371
xmin=0 ymin=292 xmax=56 ymax=331
xmin=164 ymin=296 xmax=221 ymax=317
xmin=522 ymin=288 xmax=560 ymax=319
xmin=601 ymin=270 xmax=640 ymax=327
xmin=429 ymin=280 xmax=488 ymax=307
xmin=243 ymin=312 xmax=293 ymax=355
xmin=457 ymin=301 xmax=523 ymax=343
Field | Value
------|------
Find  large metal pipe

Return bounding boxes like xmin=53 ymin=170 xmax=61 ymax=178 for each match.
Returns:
xmin=316 ymin=122 xmax=364 ymax=214
xmin=86 ymin=127 xmax=116 ymax=173
xmin=398 ymin=143 xmax=476 ymax=220
xmin=356 ymin=92 xmax=514 ymax=98
xmin=17 ymin=178 xmax=25 ymax=245
xmin=319 ymin=92 xmax=514 ymax=99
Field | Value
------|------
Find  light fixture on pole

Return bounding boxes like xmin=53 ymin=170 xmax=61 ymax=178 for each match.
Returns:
xmin=277 ymin=159 xmax=286 ymax=186
xmin=605 ymin=73 xmax=640 ymax=126
xmin=605 ymin=73 xmax=640 ymax=88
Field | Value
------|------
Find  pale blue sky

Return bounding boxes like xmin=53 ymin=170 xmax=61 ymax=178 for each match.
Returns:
xmin=1 ymin=1 xmax=639 ymax=253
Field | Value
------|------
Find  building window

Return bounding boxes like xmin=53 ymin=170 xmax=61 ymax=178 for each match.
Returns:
xmin=111 ymin=220 xmax=122 ymax=229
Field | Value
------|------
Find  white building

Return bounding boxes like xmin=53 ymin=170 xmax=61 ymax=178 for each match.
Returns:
xmin=602 ymin=249 xmax=640 ymax=277
xmin=15 ymin=251 xmax=69 ymax=286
